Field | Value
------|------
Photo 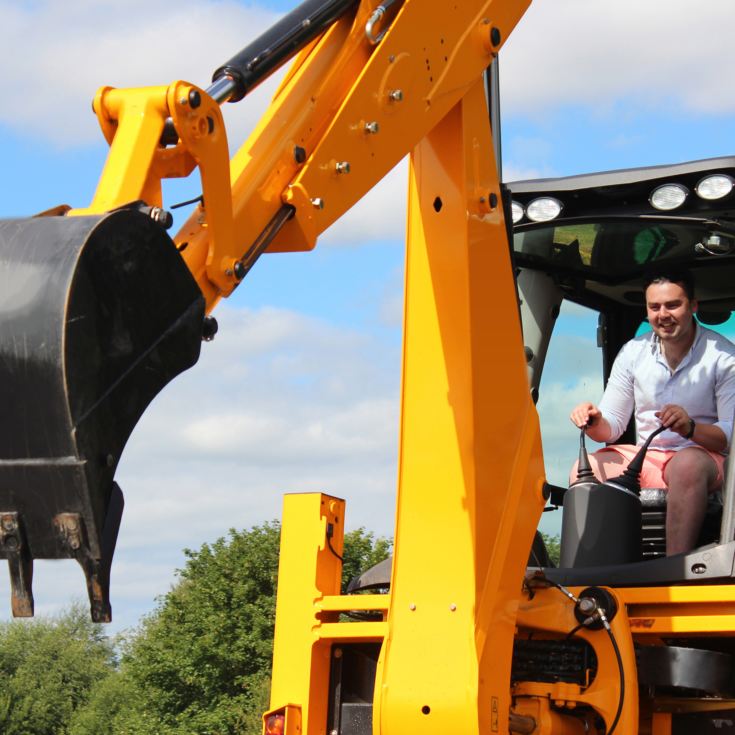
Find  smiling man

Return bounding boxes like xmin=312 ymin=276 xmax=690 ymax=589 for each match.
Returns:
xmin=570 ymin=270 xmax=735 ymax=555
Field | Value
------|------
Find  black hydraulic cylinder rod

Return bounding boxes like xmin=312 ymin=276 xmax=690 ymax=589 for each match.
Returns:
xmin=212 ymin=0 xmax=360 ymax=103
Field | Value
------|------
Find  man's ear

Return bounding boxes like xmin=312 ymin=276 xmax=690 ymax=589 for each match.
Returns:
xmin=691 ymin=298 xmax=699 ymax=314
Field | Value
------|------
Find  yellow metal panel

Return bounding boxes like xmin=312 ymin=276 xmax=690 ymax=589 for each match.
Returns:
xmin=618 ymin=584 xmax=735 ymax=635
xmin=629 ymin=613 xmax=735 ymax=635
xmin=270 ymin=493 xmax=345 ymax=735
xmin=177 ymin=0 xmax=531 ymax=308
xmin=377 ymin=79 xmax=546 ymax=735
xmin=166 ymin=83 xmax=235 ymax=293
xmin=71 ymin=0 xmax=532 ymax=312
xmin=317 ymin=622 xmax=387 ymax=642
xmin=652 ymin=712 xmax=672 ymax=735
xmin=516 ymin=587 xmax=639 ymax=732
xmin=275 ymin=0 xmax=532 ymax=251
xmin=317 ymin=595 xmax=389 ymax=613
xmin=619 ymin=585 xmax=735 ymax=604
xmin=70 ymin=85 xmax=171 ymax=214
xmin=70 ymin=81 xmax=238 ymax=300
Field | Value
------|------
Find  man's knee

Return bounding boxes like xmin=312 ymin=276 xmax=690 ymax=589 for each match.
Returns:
xmin=664 ymin=448 xmax=720 ymax=492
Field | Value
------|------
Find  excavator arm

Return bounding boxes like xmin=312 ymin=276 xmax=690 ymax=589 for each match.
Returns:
xmin=0 ymin=0 xmax=533 ymax=623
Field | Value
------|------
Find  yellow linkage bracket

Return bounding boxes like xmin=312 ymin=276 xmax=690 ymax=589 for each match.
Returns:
xmin=68 ymin=82 xmax=238 ymax=296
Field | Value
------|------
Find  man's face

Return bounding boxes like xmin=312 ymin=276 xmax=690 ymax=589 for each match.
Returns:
xmin=645 ymin=280 xmax=697 ymax=343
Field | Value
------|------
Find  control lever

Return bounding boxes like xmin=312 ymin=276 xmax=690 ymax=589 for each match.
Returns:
xmin=608 ymin=424 xmax=667 ymax=495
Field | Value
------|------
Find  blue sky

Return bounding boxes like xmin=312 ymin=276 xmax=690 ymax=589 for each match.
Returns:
xmin=0 ymin=0 xmax=734 ymax=630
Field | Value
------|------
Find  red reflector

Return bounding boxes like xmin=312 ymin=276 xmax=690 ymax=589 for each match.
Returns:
xmin=265 ymin=713 xmax=285 ymax=735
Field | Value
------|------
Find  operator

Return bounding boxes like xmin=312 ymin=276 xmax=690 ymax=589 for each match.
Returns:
xmin=570 ymin=269 xmax=735 ymax=556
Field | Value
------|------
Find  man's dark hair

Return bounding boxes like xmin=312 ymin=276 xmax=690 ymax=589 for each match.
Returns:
xmin=643 ymin=268 xmax=695 ymax=300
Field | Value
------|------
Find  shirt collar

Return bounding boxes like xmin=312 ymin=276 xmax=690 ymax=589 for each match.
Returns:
xmin=651 ymin=320 xmax=701 ymax=365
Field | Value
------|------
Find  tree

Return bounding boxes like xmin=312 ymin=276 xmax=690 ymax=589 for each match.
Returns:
xmin=0 ymin=603 xmax=115 ymax=735
xmin=68 ymin=670 xmax=138 ymax=735
xmin=540 ymin=532 xmax=561 ymax=566
xmin=113 ymin=521 xmax=281 ymax=735
xmin=74 ymin=521 xmax=391 ymax=735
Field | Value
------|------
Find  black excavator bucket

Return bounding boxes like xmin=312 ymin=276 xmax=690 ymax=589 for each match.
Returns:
xmin=0 ymin=209 xmax=205 ymax=621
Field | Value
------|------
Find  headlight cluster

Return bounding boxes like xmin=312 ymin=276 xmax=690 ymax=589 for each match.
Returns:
xmin=511 ymin=196 xmax=563 ymax=224
xmin=511 ymin=172 xmax=734 ymax=223
xmin=649 ymin=174 xmax=734 ymax=211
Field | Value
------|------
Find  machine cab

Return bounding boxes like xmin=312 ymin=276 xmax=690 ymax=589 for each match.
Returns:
xmin=509 ymin=156 xmax=735 ymax=581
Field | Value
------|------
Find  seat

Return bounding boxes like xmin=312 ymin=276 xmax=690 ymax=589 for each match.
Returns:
xmin=640 ymin=488 xmax=722 ymax=559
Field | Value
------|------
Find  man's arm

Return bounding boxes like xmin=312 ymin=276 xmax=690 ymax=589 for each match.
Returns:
xmin=713 ymin=350 xmax=735 ymax=451
xmin=569 ymin=341 xmax=636 ymax=443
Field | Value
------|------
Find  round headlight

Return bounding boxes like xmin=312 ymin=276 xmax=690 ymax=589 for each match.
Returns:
xmin=526 ymin=197 xmax=562 ymax=222
xmin=511 ymin=201 xmax=524 ymax=224
xmin=695 ymin=174 xmax=734 ymax=201
xmin=650 ymin=183 xmax=688 ymax=211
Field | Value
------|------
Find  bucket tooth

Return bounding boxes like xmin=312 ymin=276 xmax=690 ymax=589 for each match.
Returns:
xmin=53 ymin=483 xmax=123 ymax=623
xmin=0 ymin=513 xmax=34 ymax=617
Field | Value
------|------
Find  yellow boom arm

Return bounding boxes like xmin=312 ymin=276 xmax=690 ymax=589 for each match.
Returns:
xmin=71 ymin=0 xmax=530 ymax=309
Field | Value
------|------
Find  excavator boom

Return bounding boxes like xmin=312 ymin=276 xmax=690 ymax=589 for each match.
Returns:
xmin=0 ymin=0 xmax=530 ymax=622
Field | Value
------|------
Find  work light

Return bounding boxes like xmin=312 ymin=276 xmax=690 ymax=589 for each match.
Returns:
xmin=511 ymin=201 xmax=525 ymax=223
xmin=526 ymin=197 xmax=562 ymax=222
xmin=650 ymin=183 xmax=688 ymax=211
xmin=695 ymin=174 xmax=734 ymax=201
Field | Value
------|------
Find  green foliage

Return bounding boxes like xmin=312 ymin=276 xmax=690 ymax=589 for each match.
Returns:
xmin=14 ymin=522 xmax=392 ymax=735
xmin=96 ymin=522 xmax=392 ymax=735
xmin=0 ymin=603 xmax=115 ymax=735
xmin=540 ymin=532 xmax=561 ymax=566
xmin=112 ymin=521 xmax=282 ymax=735
xmin=68 ymin=670 xmax=137 ymax=735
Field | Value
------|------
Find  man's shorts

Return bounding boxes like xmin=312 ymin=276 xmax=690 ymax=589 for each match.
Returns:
xmin=601 ymin=444 xmax=725 ymax=489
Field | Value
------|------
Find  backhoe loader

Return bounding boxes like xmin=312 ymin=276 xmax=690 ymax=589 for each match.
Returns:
xmin=1 ymin=0 xmax=735 ymax=733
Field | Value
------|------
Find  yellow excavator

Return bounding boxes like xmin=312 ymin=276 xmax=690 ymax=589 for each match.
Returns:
xmin=1 ymin=0 xmax=735 ymax=732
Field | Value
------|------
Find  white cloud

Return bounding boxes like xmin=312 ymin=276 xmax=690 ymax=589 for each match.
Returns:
xmin=0 ymin=0 xmax=280 ymax=146
xmin=378 ymin=266 xmax=405 ymax=328
xmin=0 ymin=303 xmax=400 ymax=632
xmin=501 ymin=0 xmax=735 ymax=117
xmin=538 ymin=374 xmax=603 ymax=441
xmin=0 ymin=0 xmax=411 ymax=250
xmin=3 ymin=0 xmax=731 ymax=149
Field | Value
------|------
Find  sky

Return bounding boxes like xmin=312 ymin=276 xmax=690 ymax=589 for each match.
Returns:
xmin=0 ymin=0 xmax=734 ymax=632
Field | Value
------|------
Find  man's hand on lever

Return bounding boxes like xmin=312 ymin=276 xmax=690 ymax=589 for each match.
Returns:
xmin=570 ymin=402 xmax=601 ymax=429
xmin=656 ymin=404 xmax=694 ymax=438
xmin=656 ymin=403 xmax=727 ymax=452
xmin=570 ymin=402 xmax=612 ymax=443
